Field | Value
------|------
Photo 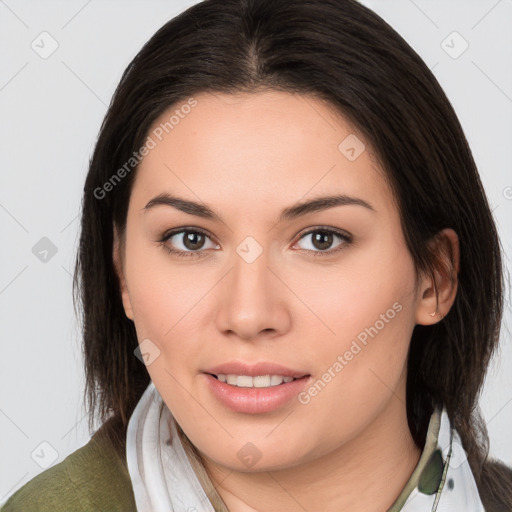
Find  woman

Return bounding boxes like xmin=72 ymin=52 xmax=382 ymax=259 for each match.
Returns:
xmin=2 ymin=0 xmax=511 ymax=510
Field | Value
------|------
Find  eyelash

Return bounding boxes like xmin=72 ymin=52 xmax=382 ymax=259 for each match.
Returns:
xmin=158 ymin=226 xmax=352 ymax=259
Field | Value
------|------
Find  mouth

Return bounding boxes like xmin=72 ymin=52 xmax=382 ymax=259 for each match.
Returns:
xmin=202 ymin=361 xmax=310 ymax=387
xmin=202 ymin=362 xmax=311 ymax=414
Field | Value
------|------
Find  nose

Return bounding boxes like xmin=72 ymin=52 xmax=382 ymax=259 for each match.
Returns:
xmin=214 ymin=243 xmax=292 ymax=342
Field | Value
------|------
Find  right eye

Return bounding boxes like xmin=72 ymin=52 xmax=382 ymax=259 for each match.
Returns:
xmin=159 ymin=228 xmax=220 ymax=258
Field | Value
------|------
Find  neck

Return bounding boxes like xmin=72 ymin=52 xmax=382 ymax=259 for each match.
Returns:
xmin=202 ymin=395 xmax=422 ymax=512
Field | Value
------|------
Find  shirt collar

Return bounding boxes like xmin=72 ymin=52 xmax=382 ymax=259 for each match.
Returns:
xmin=389 ymin=404 xmax=485 ymax=511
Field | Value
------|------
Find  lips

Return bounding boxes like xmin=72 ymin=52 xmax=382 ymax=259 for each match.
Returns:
xmin=203 ymin=361 xmax=309 ymax=379
xmin=202 ymin=361 xmax=311 ymax=414
xmin=204 ymin=374 xmax=311 ymax=414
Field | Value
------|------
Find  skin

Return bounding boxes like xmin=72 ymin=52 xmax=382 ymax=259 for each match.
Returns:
xmin=113 ymin=90 xmax=459 ymax=512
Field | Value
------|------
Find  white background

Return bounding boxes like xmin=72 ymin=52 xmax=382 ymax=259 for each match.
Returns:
xmin=1 ymin=0 xmax=511 ymax=504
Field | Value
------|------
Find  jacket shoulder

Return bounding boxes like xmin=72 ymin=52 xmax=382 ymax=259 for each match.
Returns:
xmin=0 ymin=418 xmax=136 ymax=512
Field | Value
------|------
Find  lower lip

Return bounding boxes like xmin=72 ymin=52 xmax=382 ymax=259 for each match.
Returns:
xmin=204 ymin=374 xmax=311 ymax=414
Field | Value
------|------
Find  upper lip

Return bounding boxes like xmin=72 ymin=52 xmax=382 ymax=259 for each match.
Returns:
xmin=203 ymin=361 xmax=310 ymax=379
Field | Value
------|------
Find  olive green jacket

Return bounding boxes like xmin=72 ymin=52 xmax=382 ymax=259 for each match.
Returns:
xmin=0 ymin=420 xmax=137 ymax=512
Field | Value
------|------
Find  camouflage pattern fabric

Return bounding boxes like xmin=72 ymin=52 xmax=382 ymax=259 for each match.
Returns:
xmin=389 ymin=405 xmax=485 ymax=511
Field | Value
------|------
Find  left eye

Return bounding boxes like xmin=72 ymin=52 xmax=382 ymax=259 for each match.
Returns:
xmin=293 ymin=228 xmax=350 ymax=253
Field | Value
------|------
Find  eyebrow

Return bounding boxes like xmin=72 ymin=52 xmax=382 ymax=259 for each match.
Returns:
xmin=143 ymin=192 xmax=375 ymax=223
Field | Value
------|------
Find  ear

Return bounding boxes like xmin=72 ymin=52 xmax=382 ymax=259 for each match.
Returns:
xmin=415 ymin=228 xmax=459 ymax=325
xmin=113 ymin=224 xmax=134 ymax=321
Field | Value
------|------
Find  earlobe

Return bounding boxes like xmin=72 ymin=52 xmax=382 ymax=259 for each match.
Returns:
xmin=415 ymin=228 xmax=459 ymax=326
xmin=113 ymin=224 xmax=134 ymax=321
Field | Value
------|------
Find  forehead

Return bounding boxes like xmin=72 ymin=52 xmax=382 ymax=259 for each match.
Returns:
xmin=131 ymin=90 xmax=393 ymax=217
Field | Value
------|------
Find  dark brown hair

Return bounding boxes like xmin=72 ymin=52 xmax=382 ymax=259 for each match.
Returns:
xmin=73 ymin=0 xmax=512 ymax=507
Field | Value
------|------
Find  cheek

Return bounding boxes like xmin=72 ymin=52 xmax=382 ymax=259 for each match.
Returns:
xmin=289 ymin=234 xmax=416 ymax=351
xmin=123 ymin=235 xmax=205 ymax=338
xmin=123 ymin=244 xmax=208 ymax=420
xmin=290 ymin=236 xmax=417 ymax=410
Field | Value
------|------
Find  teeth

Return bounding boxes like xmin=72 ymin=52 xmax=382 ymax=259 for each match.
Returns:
xmin=216 ymin=374 xmax=297 ymax=388
xmin=237 ymin=375 xmax=253 ymax=387
xmin=226 ymin=374 xmax=237 ymax=385
xmin=270 ymin=375 xmax=283 ymax=385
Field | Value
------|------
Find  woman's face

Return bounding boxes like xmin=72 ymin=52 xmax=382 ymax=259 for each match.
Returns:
xmin=115 ymin=90 xmax=428 ymax=472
